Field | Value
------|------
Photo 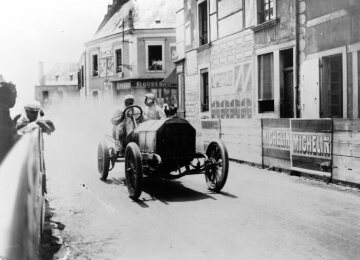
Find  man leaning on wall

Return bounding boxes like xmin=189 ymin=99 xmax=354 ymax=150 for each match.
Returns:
xmin=0 ymin=80 xmax=18 ymax=164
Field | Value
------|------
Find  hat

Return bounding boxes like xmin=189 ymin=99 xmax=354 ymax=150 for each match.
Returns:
xmin=145 ymin=93 xmax=155 ymax=100
xmin=24 ymin=101 xmax=41 ymax=112
xmin=124 ymin=94 xmax=134 ymax=101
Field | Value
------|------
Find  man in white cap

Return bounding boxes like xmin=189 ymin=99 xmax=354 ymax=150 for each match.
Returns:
xmin=143 ymin=93 xmax=166 ymax=120
xmin=15 ymin=101 xmax=55 ymax=135
xmin=15 ymin=101 xmax=43 ymax=130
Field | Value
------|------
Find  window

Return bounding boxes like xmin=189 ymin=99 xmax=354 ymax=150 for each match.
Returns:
xmin=198 ymin=0 xmax=208 ymax=46
xmin=147 ymin=45 xmax=163 ymax=71
xmin=42 ymin=91 xmax=49 ymax=100
xmin=200 ymin=68 xmax=209 ymax=112
xmin=70 ymin=74 xmax=74 ymax=81
xmin=320 ymin=54 xmax=343 ymax=118
xmin=258 ymin=0 xmax=274 ymax=24
xmin=115 ymin=49 xmax=122 ymax=73
xmin=92 ymin=54 xmax=98 ymax=76
xmin=258 ymin=53 xmax=274 ymax=112
xmin=55 ymin=74 xmax=59 ymax=81
xmin=81 ymin=66 xmax=84 ymax=87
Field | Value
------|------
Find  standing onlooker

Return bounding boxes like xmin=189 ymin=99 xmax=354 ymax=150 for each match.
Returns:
xmin=0 ymin=81 xmax=18 ymax=164
xmin=169 ymin=104 xmax=178 ymax=117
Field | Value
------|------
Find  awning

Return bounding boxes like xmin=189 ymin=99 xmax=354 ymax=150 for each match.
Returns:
xmin=161 ymin=68 xmax=177 ymax=85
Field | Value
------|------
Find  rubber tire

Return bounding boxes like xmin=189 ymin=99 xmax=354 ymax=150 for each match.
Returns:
xmin=125 ymin=142 xmax=143 ymax=200
xmin=205 ymin=140 xmax=229 ymax=192
xmin=98 ymin=140 xmax=110 ymax=180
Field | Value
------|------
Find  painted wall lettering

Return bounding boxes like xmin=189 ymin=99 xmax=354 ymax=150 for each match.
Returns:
xmin=263 ymin=128 xmax=290 ymax=150
xmin=292 ymin=133 xmax=331 ymax=158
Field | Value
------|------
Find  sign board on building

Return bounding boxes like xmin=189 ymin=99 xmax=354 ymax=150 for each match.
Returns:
xmin=201 ymin=119 xmax=221 ymax=150
xmin=290 ymin=119 xmax=332 ymax=177
xmin=101 ymin=46 xmax=113 ymax=58
xmin=133 ymin=80 xmax=175 ymax=88
xmin=116 ymin=82 xmax=131 ymax=90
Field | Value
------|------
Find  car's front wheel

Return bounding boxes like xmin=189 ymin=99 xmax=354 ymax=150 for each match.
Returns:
xmin=205 ymin=140 xmax=229 ymax=192
xmin=98 ymin=140 xmax=110 ymax=180
xmin=125 ymin=142 xmax=143 ymax=200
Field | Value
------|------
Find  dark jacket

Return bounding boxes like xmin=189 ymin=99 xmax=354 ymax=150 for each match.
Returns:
xmin=0 ymin=107 xmax=17 ymax=163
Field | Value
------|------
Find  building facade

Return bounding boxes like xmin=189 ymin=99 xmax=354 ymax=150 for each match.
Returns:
xmin=177 ymin=0 xmax=298 ymax=120
xmin=175 ymin=0 xmax=360 ymax=185
xmin=35 ymin=62 xmax=79 ymax=107
xmin=177 ymin=0 xmax=360 ymax=121
xmin=84 ymin=0 xmax=178 ymax=107
xmin=299 ymin=0 xmax=360 ymax=119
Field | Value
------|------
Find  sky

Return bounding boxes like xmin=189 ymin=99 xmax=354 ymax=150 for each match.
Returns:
xmin=0 ymin=0 xmax=109 ymax=109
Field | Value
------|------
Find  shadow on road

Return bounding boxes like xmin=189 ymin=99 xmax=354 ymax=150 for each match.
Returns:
xmin=140 ymin=177 xmax=216 ymax=204
xmin=40 ymin=200 xmax=65 ymax=260
xmin=103 ymin=177 xmax=126 ymax=186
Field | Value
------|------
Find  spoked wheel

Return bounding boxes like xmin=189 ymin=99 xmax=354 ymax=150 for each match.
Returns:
xmin=205 ymin=140 xmax=229 ymax=192
xmin=98 ymin=140 xmax=110 ymax=180
xmin=125 ymin=142 xmax=143 ymax=200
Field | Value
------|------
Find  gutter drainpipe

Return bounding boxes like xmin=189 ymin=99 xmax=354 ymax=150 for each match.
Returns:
xmin=295 ymin=0 xmax=300 ymax=118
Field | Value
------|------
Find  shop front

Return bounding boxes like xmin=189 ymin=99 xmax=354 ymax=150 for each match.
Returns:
xmin=112 ymin=78 xmax=177 ymax=108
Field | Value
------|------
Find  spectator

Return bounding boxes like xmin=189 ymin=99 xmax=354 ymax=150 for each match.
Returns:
xmin=0 ymin=81 xmax=18 ymax=164
xmin=15 ymin=101 xmax=55 ymax=135
xmin=169 ymin=104 xmax=178 ymax=117
xmin=163 ymin=103 xmax=170 ymax=117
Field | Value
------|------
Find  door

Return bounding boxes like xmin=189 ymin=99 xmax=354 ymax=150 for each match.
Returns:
xmin=321 ymin=54 xmax=343 ymax=118
xmin=282 ymin=67 xmax=294 ymax=118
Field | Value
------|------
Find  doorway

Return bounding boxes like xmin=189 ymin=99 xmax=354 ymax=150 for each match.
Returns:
xmin=321 ymin=54 xmax=343 ymax=118
xmin=280 ymin=48 xmax=294 ymax=118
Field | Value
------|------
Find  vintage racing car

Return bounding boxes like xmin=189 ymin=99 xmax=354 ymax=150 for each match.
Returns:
xmin=97 ymin=105 xmax=229 ymax=200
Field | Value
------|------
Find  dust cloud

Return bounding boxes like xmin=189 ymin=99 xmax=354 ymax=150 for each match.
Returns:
xmin=43 ymin=99 xmax=120 ymax=162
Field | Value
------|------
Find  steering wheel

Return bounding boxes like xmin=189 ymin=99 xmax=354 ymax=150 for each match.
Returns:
xmin=123 ymin=105 xmax=143 ymax=128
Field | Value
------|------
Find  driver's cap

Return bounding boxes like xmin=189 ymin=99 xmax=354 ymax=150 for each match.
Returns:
xmin=25 ymin=101 xmax=41 ymax=112
xmin=145 ymin=93 xmax=155 ymax=100
xmin=124 ymin=94 xmax=134 ymax=101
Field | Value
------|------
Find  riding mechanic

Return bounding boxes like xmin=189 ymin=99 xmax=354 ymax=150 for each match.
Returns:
xmin=143 ymin=93 xmax=166 ymax=120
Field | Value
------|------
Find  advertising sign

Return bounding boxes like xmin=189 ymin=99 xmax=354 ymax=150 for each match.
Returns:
xmin=201 ymin=119 xmax=221 ymax=150
xmin=290 ymin=119 xmax=332 ymax=177
xmin=262 ymin=119 xmax=290 ymax=160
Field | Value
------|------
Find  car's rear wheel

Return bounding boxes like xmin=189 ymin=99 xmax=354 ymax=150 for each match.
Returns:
xmin=98 ymin=140 xmax=110 ymax=180
xmin=125 ymin=142 xmax=143 ymax=200
xmin=205 ymin=140 xmax=229 ymax=192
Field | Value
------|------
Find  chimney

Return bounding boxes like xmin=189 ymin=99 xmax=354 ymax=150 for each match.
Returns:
xmin=38 ymin=62 xmax=45 ymax=85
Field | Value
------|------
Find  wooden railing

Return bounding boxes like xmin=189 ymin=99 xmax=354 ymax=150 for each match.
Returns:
xmin=0 ymin=128 xmax=46 ymax=260
xmin=199 ymin=118 xmax=360 ymax=185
